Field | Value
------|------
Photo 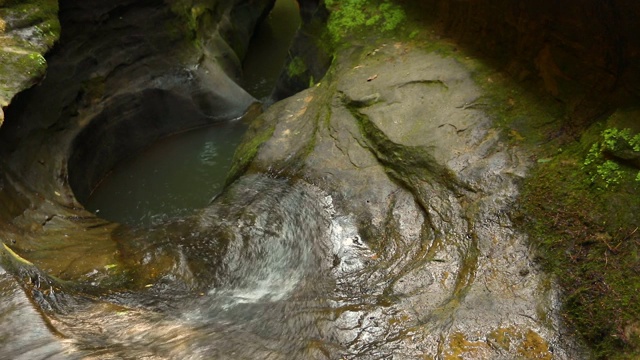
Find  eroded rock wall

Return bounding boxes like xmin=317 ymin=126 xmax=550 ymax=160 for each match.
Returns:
xmin=0 ymin=0 xmax=272 ymax=284
xmin=0 ymin=0 xmax=272 ymax=203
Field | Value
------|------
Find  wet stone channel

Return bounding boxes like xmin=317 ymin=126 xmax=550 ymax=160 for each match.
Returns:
xmin=0 ymin=0 xmax=588 ymax=359
xmin=84 ymin=0 xmax=301 ymax=227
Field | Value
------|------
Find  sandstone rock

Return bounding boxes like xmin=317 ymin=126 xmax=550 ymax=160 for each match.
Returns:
xmin=234 ymin=40 xmax=587 ymax=358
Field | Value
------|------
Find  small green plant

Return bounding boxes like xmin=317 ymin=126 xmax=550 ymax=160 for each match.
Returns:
xmin=287 ymin=56 xmax=307 ymax=78
xmin=583 ymin=127 xmax=640 ymax=188
xmin=325 ymin=0 xmax=406 ymax=42
xmin=601 ymin=127 xmax=640 ymax=152
xmin=28 ymin=52 xmax=46 ymax=67
xmin=595 ymin=160 xmax=624 ymax=187
xmin=378 ymin=2 xmax=405 ymax=31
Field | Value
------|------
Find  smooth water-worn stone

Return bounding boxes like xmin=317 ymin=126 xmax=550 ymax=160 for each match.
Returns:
xmin=0 ymin=265 xmax=76 ymax=360
xmin=0 ymin=0 xmax=273 ymax=283
xmin=235 ymin=41 xmax=588 ymax=358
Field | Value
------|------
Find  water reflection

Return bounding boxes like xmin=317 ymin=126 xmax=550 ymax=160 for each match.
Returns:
xmin=86 ymin=0 xmax=302 ymax=226
xmin=85 ymin=121 xmax=246 ymax=226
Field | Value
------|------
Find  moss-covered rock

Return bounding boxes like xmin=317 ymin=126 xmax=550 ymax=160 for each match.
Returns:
xmin=518 ymin=117 xmax=640 ymax=359
xmin=0 ymin=0 xmax=59 ymax=125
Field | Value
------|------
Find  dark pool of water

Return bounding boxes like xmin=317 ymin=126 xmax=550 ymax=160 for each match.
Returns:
xmin=242 ymin=0 xmax=301 ymax=100
xmin=85 ymin=0 xmax=301 ymax=226
xmin=84 ymin=121 xmax=247 ymax=226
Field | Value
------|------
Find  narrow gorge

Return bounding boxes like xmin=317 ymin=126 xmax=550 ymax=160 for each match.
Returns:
xmin=1 ymin=0 xmax=639 ymax=359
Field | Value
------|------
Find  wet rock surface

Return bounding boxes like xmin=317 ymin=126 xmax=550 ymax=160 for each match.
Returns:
xmin=0 ymin=1 xmax=592 ymax=359
xmin=238 ymin=42 xmax=588 ymax=358
xmin=0 ymin=0 xmax=272 ymax=281
xmin=0 ymin=0 xmax=59 ymax=125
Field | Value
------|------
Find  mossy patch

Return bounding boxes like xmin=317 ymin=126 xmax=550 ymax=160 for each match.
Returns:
xmin=518 ymin=130 xmax=640 ymax=358
xmin=324 ymin=0 xmax=407 ymax=44
xmin=0 ymin=0 xmax=59 ymax=117
xmin=443 ymin=332 xmax=490 ymax=359
xmin=287 ymin=56 xmax=307 ymax=78
xmin=225 ymin=118 xmax=275 ymax=186
xmin=166 ymin=0 xmax=214 ymax=48
xmin=517 ymin=330 xmax=553 ymax=359
xmin=0 ymin=0 xmax=59 ymax=49
xmin=0 ymin=50 xmax=48 ymax=104
xmin=583 ymin=126 xmax=640 ymax=188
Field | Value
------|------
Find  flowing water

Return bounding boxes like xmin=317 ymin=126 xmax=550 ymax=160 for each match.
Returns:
xmin=0 ymin=0 xmax=578 ymax=358
xmin=3 ymin=175 xmax=375 ymax=359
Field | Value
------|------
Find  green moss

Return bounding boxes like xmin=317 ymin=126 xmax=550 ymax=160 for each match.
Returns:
xmin=0 ymin=0 xmax=58 ymax=24
xmin=225 ymin=120 xmax=275 ymax=186
xmin=0 ymin=50 xmax=48 ymax=101
xmin=166 ymin=0 xmax=210 ymax=47
xmin=518 ymin=139 xmax=640 ymax=358
xmin=343 ymin=92 xmax=465 ymax=200
xmin=0 ymin=0 xmax=59 ymax=108
xmin=0 ymin=0 xmax=60 ymax=48
xmin=582 ymin=127 xmax=640 ymax=189
xmin=287 ymin=56 xmax=307 ymax=78
xmin=324 ymin=0 xmax=406 ymax=43
xmin=497 ymin=92 xmax=640 ymax=358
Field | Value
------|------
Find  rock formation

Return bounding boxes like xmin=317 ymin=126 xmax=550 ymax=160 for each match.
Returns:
xmin=2 ymin=0 xmax=640 ymax=358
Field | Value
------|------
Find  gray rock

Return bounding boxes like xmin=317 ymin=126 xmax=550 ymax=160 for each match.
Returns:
xmin=235 ymin=42 xmax=587 ymax=358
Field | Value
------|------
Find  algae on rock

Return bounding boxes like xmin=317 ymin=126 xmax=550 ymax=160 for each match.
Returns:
xmin=0 ymin=0 xmax=59 ymax=125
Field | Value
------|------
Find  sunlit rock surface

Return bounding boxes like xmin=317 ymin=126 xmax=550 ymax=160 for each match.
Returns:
xmin=236 ymin=42 xmax=589 ymax=358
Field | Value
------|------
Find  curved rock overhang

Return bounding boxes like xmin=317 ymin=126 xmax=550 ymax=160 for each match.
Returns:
xmin=0 ymin=0 xmax=276 ymax=282
xmin=1 ymin=0 xmax=273 ymax=209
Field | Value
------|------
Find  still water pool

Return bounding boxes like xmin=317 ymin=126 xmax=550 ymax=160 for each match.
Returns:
xmin=84 ymin=121 xmax=246 ymax=226
xmin=85 ymin=0 xmax=301 ymax=226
